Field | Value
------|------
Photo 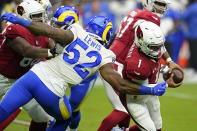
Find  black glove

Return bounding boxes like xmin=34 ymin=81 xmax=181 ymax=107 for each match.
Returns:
xmin=49 ymin=43 xmax=64 ymax=57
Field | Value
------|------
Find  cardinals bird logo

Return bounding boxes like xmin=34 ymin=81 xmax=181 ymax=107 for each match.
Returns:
xmin=17 ymin=6 xmax=26 ymax=16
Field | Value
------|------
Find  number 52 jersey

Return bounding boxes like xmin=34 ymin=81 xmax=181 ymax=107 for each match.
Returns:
xmin=31 ymin=23 xmax=116 ymax=96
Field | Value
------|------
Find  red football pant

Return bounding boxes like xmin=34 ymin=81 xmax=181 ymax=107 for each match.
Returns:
xmin=98 ymin=110 xmax=130 ymax=131
xmin=0 ymin=108 xmax=21 ymax=130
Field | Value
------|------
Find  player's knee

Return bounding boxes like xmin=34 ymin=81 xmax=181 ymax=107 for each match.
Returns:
xmin=154 ymin=117 xmax=162 ymax=130
xmin=0 ymin=106 xmax=9 ymax=122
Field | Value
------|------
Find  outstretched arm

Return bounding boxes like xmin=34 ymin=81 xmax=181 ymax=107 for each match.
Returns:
xmin=99 ymin=63 xmax=167 ymax=96
xmin=99 ymin=63 xmax=139 ymax=95
xmin=1 ymin=13 xmax=74 ymax=44
xmin=29 ymin=21 xmax=74 ymax=44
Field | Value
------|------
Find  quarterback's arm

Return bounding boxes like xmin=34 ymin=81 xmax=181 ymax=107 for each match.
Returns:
xmin=7 ymin=37 xmax=52 ymax=58
xmin=99 ymin=63 xmax=140 ymax=94
xmin=162 ymin=50 xmax=184 ymax=87
xmin=162 ymin=49 xmax=183 ymax=74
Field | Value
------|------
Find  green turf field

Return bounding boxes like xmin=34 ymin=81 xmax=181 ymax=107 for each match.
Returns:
xmin=4 ymin=83 xmax=197 ymax=131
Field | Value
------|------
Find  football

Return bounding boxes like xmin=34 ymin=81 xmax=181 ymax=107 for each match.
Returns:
xmin=163 ymin=68 xmax=183 ymax=84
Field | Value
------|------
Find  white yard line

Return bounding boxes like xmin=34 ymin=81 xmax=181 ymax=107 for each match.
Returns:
xmin=13 ymin=119 xmax=30 ymax=126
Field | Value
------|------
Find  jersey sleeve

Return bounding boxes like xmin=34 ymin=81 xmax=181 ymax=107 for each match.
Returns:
xmin=109 ymin=39 xmax=127 ymax=57
xmin=68 ymin=23 xmax=80 ymax=41
xmin=4 ymin=24 xmax=28 ymax=39
xmin=124 ymin=58 xmax=151 ymax=80
xmin=99 ymin=49 xmax=116 ymax=68
xmin=135 ymin=10 xmax=160 ymax=26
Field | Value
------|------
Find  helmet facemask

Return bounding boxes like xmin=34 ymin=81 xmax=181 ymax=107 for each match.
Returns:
xmin=30 ymin=12 xmax=45 ymax=23
xmin=142 ymin=0 xmax=170 ymax=17
xmin=152 ymin=1 xmax=168 ymax=17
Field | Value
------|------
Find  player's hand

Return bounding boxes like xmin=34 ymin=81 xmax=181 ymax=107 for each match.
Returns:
xmin=49 ymin=43 xmax=64 ymax=57
xmin=0 ymin=13 xmax=31 ymax=28
xmin=1 ymin=13 xmax=19 ymax=24
xmin=168 ymin=61 xmax=184 ymax=75
xmin=152 ymin=82 xmax=167 ymax=96
xmin=166 ymin=73 xmax=183 ymax=88
xmin=168 ymin=61 xmax=184 ymax=87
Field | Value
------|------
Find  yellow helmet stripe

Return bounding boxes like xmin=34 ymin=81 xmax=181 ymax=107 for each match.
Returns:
xmin=57 ymin=11 xmax=78 ymax=23
xmin=102 ymin=22 xmax=113 ymax=43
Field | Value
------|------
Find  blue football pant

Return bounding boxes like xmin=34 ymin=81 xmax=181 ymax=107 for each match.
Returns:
xmin=69 ymin=72 xmax=98 ymax=129
xmin=0 ymin=71 xmax=72 ymax=131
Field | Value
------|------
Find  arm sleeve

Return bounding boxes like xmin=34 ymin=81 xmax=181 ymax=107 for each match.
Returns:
xmin=68 ymin=23 xmax=78 ymax=41
xmin=99 ymin=50 xmax=116 ymax=68
xmin=109 ymin=39 xmax=128 ymax=57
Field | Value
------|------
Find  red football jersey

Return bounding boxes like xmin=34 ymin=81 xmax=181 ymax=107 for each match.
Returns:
xmin=0 ymin=24 xmax=49 ymax=79
xmin=110 ymin=9 xmax=160 ymax=64
xmin=122 ymin=44 xmax=161 ymax=84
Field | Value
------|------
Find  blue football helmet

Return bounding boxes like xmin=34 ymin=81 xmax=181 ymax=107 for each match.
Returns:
xmin=51 ymin=5 xmax=79 ymax=26
xmin=86 ymin=16 xmax=113 ymax=48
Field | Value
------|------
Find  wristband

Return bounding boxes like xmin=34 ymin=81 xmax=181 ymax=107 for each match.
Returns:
xmin=139 ymin=85 xmax=152 ymax=95
xmin=48 ymin=49 xmax=53 ymax=57
xmin=166 ymin=57 xmax=172 ymax=64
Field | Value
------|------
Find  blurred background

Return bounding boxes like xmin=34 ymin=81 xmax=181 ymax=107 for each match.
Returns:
xmin=0 ymin=0 xmax=197 ymax=130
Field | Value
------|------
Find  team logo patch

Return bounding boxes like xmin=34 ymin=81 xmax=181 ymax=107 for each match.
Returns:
xmin=17 ymin=6 xmax=25 ymax=16
xmin=96 ymin=30 xmax=99 ymax=34
xmin=137 ymin=26 xmax=143 ymax=40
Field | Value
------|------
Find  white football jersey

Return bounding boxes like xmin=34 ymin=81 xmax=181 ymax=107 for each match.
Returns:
xmin=31 ymin=23 xmax=116 ymax=97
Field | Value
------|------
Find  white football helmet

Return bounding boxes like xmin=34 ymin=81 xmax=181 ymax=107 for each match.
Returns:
xmin=34 ymin=0 xmax=53 ymax=21
xmin=142 ymin=0 xmax=170 ymax=17
xmin=16 ymin=0 xmax=45 ymax=22
xmin=135 ymin=21 xmax=165 ymax=59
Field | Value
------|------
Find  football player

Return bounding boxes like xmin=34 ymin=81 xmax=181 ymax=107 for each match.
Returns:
xmin=98 ymin=0 xmax=184 ymax=131
xmin=115 ymin=21 xmax=165 ymax=131
xmin=0 ymin=1 xmax=56 ymax=130
xmin=49 ymin=5 xmax=94 ymax=131
xmin=0 ymin=11 xmax=167 ymax=130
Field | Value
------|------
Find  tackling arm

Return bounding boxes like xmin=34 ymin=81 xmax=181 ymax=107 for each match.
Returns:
xmin=99 ymin=63 xmax=140 ymax=95
xmin=29 ymin=21 xmax=74 ymax=44
xmin=99 ymin=63 xmax=167 ymax=96
xmin=0 ymin=13 xmax=74 ymax=45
